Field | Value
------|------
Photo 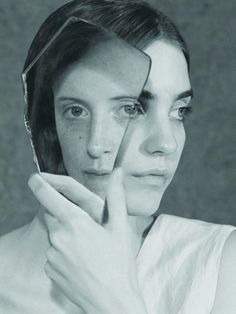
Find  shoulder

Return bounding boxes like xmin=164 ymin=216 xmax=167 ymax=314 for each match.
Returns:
xmin=0 ymin=223 xmax=33 ymax=278
xmin=0 ymin=224 xmax=29 ymax=256
xmin=155 ymin=214 xmax=233 ymax=240
xmin=211 ymin=230 xmax=236 ymax=314
xmin=0 ymin=223 xmax=30 ymax=251
xmin=0 ymin=225 xmax=30 ymax=307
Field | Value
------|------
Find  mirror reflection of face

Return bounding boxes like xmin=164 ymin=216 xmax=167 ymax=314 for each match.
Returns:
xmin=53 ymin=40 xmax=192 ymax=216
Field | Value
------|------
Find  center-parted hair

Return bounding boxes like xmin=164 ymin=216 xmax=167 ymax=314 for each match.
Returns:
xmin=23 ymin=0 xmax=190 ymax=173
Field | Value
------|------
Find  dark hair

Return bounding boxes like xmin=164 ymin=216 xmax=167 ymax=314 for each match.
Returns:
xmin=23 ymin=0 xmax=190 ymax=173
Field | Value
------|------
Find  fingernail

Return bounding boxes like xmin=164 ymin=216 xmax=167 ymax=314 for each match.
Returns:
xmin=28 ymin=173 xmax=41 ymax=191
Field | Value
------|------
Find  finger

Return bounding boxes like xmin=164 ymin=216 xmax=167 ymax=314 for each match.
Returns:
xmin=106 ymin=168 xmax=128 ymax=232
xmin=44 ymin=260 xmax=59 ymax=282
xmin=28 ymin=173 xmax=90 ymax=224
xmin=40 ymin=173 xmax=104 ymax=223
xmin=44 ymin=212 xmax=59 ymax=229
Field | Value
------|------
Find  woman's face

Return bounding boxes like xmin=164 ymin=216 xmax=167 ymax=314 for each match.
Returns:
xmin=53 ymin=40 xmax=192 ymax=216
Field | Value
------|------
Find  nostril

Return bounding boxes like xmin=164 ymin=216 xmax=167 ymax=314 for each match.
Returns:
xmin=143 ymin=132 xmax=178 ymax=156
xmin=152 ymin=150 xmax=165 ymax=156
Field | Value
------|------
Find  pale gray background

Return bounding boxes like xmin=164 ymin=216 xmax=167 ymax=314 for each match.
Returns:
xmin=0 ymin=0 xmax=235 ymax=235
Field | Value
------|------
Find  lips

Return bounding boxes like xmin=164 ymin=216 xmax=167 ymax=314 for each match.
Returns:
xmin=84 ymin=168 xmax=112 ymax=175
xmin=83 ymin=169 xmax=112 ymax=195
xmin=83 ymin=167 xmax=171 ymax=189
xmin=132 ymin=168 xmax=170 ymax=177
xmin=130 ymin=168 xmax=171 ymax=187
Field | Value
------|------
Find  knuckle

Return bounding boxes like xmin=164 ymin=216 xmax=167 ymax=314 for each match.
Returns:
xmin=44 ymin=261 xmax=50 ymax=274
xmin=44 ymin=262 xmax=54 ymax=279
xmin=49 ymin=229 xmax=64 ymax=249
xmin=49 ymin=232 xmax=59 ymax=247
xmin=46 ymin=247 xmax=55 ymax=261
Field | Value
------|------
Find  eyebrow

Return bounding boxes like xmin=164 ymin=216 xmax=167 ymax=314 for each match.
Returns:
xmin=55 ymin=95 xmax=139 ymax=105
xmin=176 ymin=89 xmax=194 ymax=101
xmin=139 ymin=88 xmax=194 ymax=101
xmin=110 ymin=95 xmax=139 ymax=101
xmin=55 ymin=96 xmax=89 ymax=107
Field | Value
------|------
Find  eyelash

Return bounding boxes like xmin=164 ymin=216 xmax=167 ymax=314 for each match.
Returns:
xmin=62 ymin=101 xmax=191 ymax=122
xmin=123 ymin=102 xmax=145 ymax=117
xmin=178 ymin=106 xmax=193 ymax=120
xmin=62 ymin=102 xmax=146 ymax=121
xmin=63 ymin=104 xmax=90 ymax=119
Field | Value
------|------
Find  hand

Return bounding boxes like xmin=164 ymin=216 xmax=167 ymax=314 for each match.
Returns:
xmin=28 ymin=169 xmax=147 ymax=314
xmin=36 ymin=172 xmax=105 ymax=224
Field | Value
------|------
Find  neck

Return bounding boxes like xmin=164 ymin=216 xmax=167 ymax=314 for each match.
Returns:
xmin=126 ymin=215 xmax=155 ymax=258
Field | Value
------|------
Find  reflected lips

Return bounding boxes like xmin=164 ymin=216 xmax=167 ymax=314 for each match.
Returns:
xmin=83 ymin=169 xmax=112 ymax=192
xmin=84 ymin=169 xmax=111 ymax=176
xmin=83 ymin=169 xmax=112 ymax=183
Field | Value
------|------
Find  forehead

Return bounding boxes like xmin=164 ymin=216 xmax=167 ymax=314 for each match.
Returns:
xmin=53 ymin=35 xmax=150 ymax=102
xmin=54 ymin=64 xmax=133 ymax=101
xmin=143 ymin=40 xmax=191 ymax=97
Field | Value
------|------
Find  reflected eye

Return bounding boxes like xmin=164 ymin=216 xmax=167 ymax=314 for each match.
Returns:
xmin=64 ymin=105 xmax=90 ymax=119
xmin=118 ymin=102 xmax=145 ymax=119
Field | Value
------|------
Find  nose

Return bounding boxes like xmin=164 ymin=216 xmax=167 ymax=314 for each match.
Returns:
xmin=142 ymin=113 xmax=178 ymax=156
xmin=87 ymin=116 xmax=112 ymax=158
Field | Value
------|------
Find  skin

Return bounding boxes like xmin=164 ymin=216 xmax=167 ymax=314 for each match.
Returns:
xmin=29 ymin=40 xmax=193 ymax=313
xmin=53 ymin=40 xmax=192 ymax=217
xmin=0 ymin=39 xmax=235 ymax=314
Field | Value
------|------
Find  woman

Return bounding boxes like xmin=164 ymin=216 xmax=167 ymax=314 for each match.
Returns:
xmin=0 ymin=1 xmax=235 ymax=313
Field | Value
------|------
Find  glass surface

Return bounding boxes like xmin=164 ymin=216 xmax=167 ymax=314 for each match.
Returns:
xmin=22 ymin=17 xmax=151 ymax=172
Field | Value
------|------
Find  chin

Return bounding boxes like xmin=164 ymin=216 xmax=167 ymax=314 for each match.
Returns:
xmin=125 ymin=190 xmax=163 ymax=217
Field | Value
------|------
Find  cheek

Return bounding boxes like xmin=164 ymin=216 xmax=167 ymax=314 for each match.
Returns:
xmin=55 ymin=119 xmax=89 ymax=170
xmin=119 ymin=122 xmax=186 ymax=216
xmin=117 ymin=122 xmax=144 ymax=170
xmin=60 ymin=133 xmax=85 ymax=170
xmin=173 ymin=122 xmax=186 ymax=163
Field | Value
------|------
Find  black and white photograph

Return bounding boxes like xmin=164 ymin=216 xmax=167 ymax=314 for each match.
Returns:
xmin=0 ymin=0 xmax=235 ymax=313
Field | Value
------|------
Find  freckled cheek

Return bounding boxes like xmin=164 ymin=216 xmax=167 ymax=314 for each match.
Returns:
xmin=56 ymin=122 xmax=90 ymax=166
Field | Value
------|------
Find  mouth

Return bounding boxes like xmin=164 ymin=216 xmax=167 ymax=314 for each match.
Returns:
xmin=83 ymin=169 xmax=112 ymax=193
xmin=83 ymin=168 xmax=171 ymax=190
xmin=84 ymin=168 xmax=112 ymax=176
xmin=130 ymin=168 xmax=171 ymax=187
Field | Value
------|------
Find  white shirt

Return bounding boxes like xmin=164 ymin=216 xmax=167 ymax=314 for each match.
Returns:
xmin=137 ymin=214 xmax=236 ymax=314
xmin=0 ymin=214 xmax=235 ymax=313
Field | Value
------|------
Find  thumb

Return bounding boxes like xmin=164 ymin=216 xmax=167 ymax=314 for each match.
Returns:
xmin=106 ymin=167 xmax=128 ymax=233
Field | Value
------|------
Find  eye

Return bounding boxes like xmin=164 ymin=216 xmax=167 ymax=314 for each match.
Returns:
xmin=64 ymin=105 xmax=90 ymax=119
xmin=117 ymin=101 xmax=145 ymax=119
xmin=171 ymin=106 xmax=192 ymax=121
xmin=170 ymin=97 xmax=193 ymax=121
xmin=178 ymin=106 xmax=192 ymax=119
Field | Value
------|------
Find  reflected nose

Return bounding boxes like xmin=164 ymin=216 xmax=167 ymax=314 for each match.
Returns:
xmin=87 ymin=117 xmax=112 ymax=158
xmin=143 ymin=115 xmax=178 ymax=156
